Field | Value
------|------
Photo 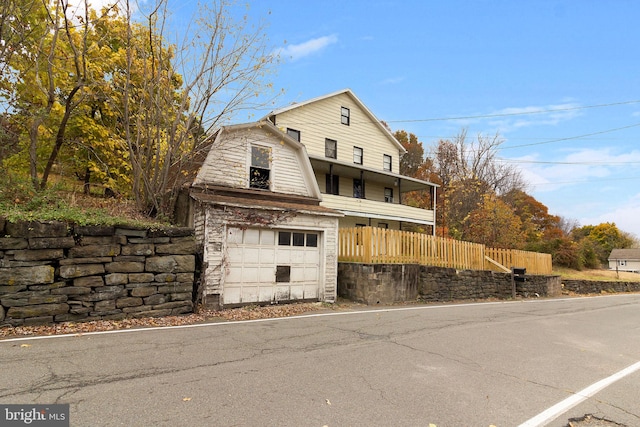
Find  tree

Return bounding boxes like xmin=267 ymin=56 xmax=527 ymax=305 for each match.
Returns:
xmin=115 ymin=0 xmax=279 ymax=217
xmin=430 ymin=129 xmax=526 ymax=239
xmin=462 ymin=194 xmax=523 ymax=248
xmin=2 ymin=0 xmax=123 ymax=191
xmin=501 ymin=189 xmax=563 ymax=244
xmin=573 ymin=222 xmax=635 ymax=266
xmin=395 ymin=130 xmax=424 ymax=176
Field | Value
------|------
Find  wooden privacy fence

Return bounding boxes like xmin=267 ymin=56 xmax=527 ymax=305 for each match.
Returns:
xmin=338 ymin=227 xmax=552 ymax=275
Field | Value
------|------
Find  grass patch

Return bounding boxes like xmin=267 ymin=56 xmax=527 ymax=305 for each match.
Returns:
xmin=0 ymin=173 xmax=166 ymax=228
xmin=554 ymin=266 xmax=640 ymax=282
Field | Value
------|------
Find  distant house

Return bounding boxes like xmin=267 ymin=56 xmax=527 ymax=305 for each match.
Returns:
xmin=263 ymin=89 xmax=438 ymax=232
xmin=189 ymin=121 xmax=342 ymax=309
xmin=608 ymin=248 xmax=640 ymax=272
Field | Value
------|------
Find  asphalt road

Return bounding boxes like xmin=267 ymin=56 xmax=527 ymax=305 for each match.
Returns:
xmin=1 ymin=295 xmax=639 ymax=427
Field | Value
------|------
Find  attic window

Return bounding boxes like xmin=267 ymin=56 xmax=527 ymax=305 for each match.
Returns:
xmin=341 ymin=107 xmax=350 ymax=125
xmin=250 ymin=145 xmax=271 ymax=190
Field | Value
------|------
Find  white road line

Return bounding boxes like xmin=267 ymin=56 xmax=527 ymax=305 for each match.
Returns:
xmin=518 ymin=360 xmax=640 ymax=427
xmin=0 ymin=293 xmax=636 ymax=343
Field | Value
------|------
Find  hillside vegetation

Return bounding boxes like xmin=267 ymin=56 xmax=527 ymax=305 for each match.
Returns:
xmin=555 ymin=266 xmax=640 ymax=282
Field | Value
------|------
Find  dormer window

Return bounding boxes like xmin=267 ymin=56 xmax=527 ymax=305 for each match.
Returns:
xmin=383 ymin=154 xmax=392 ymax=171
xmin=341 ymin=107 xmax=350 ymax=125
xmin=250 ymin=145 xmax=271 ymax=190
xmin=287 ymin=128 xmax=300 ymax=142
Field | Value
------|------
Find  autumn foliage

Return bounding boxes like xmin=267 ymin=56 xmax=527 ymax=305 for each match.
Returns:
xmin=394 ymin=129 xmax=637 ymax=268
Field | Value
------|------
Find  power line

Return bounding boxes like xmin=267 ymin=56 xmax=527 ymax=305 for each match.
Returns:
xmin=499 ymin=121 xmax=640 ymax=150
xmin=384 ymin=99 xmax=640 ymax=124
xmin=497 ymin=158 xmax=640 ymax=166
xmin=528 ymin=175 xmax=640 ymax=187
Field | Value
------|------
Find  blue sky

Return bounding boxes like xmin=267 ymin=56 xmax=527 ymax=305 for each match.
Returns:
xmin=135 ymin=0 xmax=640 ymax=237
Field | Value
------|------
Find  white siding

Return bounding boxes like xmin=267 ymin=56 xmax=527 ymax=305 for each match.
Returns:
xmin=195 ymin=126 xmax=313 ymax=198
xmin=274 ymin=92 xmax=401 ymax=172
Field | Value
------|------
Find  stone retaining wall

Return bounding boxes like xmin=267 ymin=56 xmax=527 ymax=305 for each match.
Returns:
xmin=0 ymin=220 xmax=198 ymax=326
xmin=338 ymin=263 xmax=562 ymax=305
xmin=562 ymin=279 xmax=640 ymax=294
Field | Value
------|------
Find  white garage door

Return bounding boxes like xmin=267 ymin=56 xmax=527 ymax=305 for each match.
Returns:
xmin=223 ymin=227 xmax=321 ymax=305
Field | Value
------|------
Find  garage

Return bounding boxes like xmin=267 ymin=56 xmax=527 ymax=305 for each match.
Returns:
xmin=223 ymin=227 xmax=322 ymax=305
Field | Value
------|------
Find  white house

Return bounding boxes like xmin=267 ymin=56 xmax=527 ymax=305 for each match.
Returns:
xmin=608 ymin=248 xmax=640 ymax=272
xmin=190 ymin=121 xmax=342 ymax=309
xmin=263 ymin=89 xmax=438 ymax=232
xmin=181 ymin=89 xmax=439 ymax=308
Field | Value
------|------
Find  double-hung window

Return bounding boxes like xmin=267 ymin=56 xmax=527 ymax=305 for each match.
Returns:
xmin=353 ymin=147 xmax=363 ymax=165
xmin=325 ymin=138 xmax=337 ymax=159
xmin=341 ymin=107 xmax=350 ymax=125
xmin=384 ymin=187 xmax=394 ymax=203
xmin=249 ymin=145 xmax=271 ymax=190
xmin=383 ymin=154 xmax=392 ymax=171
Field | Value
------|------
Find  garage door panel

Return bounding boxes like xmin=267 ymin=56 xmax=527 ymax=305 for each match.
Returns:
xmin=276 ymin=250 xmax=291 ymax=264
xmin=260 ymin=230 xmax=275 ymax=245
xmin=227 ymin=246 xmax=244 ymax=260
xmin=304 ymin=285 xmax=318 ymax=299
xmin=259 ymin=286 xmax=273 ymax=301
xmin=290 ymin=267 xmax=305 ymax=282
xmin=259 ymin=248 xmax=275 ymax=263
xmin=274 ymin=286 xmax=290 ymax=301
xmin=242 ymin=286 xmax=259 ymax=303
xmin=244 ymin=247 xmax=261 ymax=261
xmin=259 ymin=267 xmax=275 ymax=281
xmin=290 ymin=251 xmax=305 ymax=264
xmin=243 ymin=229 xmax=260 ymax=244
xmin=227 ymin=228 xmax=243 ymax=243
xmin=304 ymin=250 xmax=320 ymax=264
xmin=224 ymin=287 xmax=241 ymax=304
xmin=303 ymin=267 xmax=318 ymax=281
xmin=290 ymin=285 xmax=304 ymax=300
xmin=226 ymin=267 xmax=243 ymax=283
xmin=242 ymin=267 xmax=260 ymax=282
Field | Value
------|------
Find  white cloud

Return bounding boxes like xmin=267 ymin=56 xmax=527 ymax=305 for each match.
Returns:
xmin=378 ymin=76 xmax=405 ymax=85
xmin=487 ymin=103 xmax=582 ymax=133
xmin=273 ymin=35 xmax=338 ymax=61
xmin=580 ymin=192 xmax=640 ymax=238
xmin=514 ymin=147 xmax=640 ymax=193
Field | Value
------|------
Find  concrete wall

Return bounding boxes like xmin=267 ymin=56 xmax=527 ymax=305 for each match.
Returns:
xmin=338 ymin=263 xmax=562 ymax=305
xmin=0 ymin=220 xmax=198 ymax=326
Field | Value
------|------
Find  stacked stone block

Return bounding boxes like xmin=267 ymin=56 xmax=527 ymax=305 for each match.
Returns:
xmin=0 ymin=220 xmax=198 ymax=326
xmin=337 ymin=263 xmax=562 ymax=305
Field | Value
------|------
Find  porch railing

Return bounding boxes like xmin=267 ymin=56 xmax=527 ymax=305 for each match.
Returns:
xmin=338 ymin=227 xmax=552 ymax=275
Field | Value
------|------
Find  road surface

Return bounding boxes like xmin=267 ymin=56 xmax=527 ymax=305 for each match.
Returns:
xmin=1 ymin=295 xmax=639 ymax=426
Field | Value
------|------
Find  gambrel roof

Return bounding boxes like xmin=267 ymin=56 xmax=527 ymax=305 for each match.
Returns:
xmin=608 ymin=248 xmax=640 ymax=261
xmin=262 ymin=88 xmax=406 ymax=153
xmin=194 ymin=120 xmax=322 ymax=200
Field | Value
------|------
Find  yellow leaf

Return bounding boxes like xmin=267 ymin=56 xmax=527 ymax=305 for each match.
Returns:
xmin=325 ymin=399 xmax=331 ymax=406
xmin=182 ymin=397 xmax=191 ymax=401
xmin=20 ymin=344 xmax=31 ymax=348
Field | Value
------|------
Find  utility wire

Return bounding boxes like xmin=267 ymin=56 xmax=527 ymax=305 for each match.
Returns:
xmin=497 ymin=158 xmax=640 ymax=165
xmin=384 ymin=99 xmax=640 ymax=124
xmin=499 ymin=121 xmax=640 ymax=150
